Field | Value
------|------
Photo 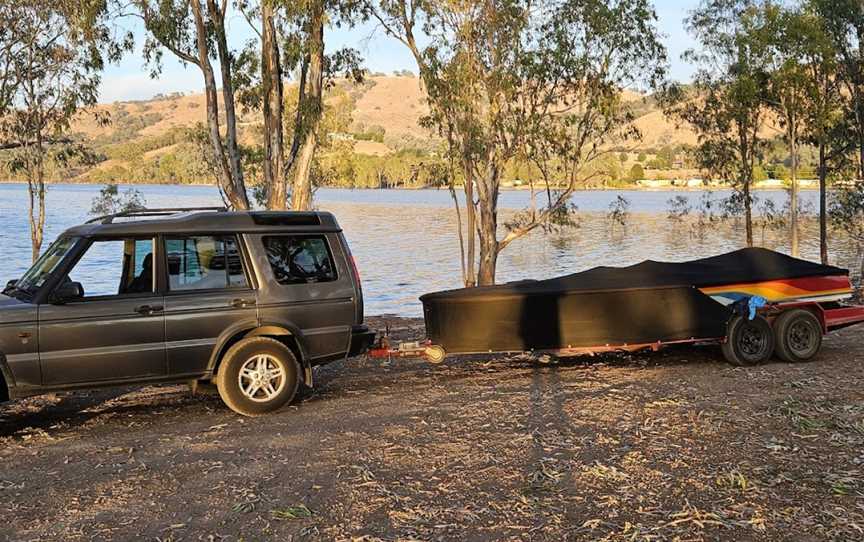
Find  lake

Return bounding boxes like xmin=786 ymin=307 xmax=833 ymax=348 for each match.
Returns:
xmin=0 ymin=183 xmax=860 ymax=316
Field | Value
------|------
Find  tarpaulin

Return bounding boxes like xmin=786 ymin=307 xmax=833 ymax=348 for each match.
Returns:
xmin=420 ymin=248 xmax=850 ymax=353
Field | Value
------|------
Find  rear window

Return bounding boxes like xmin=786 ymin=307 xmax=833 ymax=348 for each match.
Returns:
xmin=165 ymin=235 xmax=248 ymax=291
xmin=263 ymin=236 xmax=337 ymax=285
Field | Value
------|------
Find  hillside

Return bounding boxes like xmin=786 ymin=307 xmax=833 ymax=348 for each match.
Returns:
xmin=58 ymin=76 xmax=762 ymax=185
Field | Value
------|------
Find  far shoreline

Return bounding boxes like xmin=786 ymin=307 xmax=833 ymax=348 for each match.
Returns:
xmin=0 ymin=179 xmax=826 ymax=192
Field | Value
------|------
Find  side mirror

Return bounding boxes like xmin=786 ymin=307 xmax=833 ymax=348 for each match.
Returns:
xmin=52 ymin=281 xmax=84 ymax=304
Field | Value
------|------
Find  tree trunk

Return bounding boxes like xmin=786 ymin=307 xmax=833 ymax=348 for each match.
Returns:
xmin=744 ymin=180 xmax=753 ymax=247
xmin=207 ymin=0 xmax=246 ymax=206
xmin=291 ymin=1 xmax=324 ymax=211
xmin=27 ymin=139 xmax=45 ymax=262
xmin=262 ymin=2 xmax=286 ymax=210
xmin=818 ymin=140 xmax=828 ymax=264
xmin=189 ymin=0 xmax=249 ymax=210
xmin=462 ymin=157 xmax=477 ymax=287
xmin=475 ymin=163 xmax=501 ymax=286
xmin=789 ymin=122 xmax=799 ymax=257
xmin=739 ymin=128 xmax=754 ymax=247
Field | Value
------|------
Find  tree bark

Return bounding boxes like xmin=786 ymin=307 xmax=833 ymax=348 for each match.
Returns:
xmin=261 ymin=2 xmax=286 ymax=210
xmin=189 ymin=0 xmax=249 ymax=210
xmin=739 ymin=127 xmax=754 ymax=247
xmin=789 ymin=117 xmax=799 ymax=257
xmin=207 ymin=0 xmax=247 ymax=208
xmin=461 ymin=156 xmax=477 ymax=287
xmin=28 ymin=136 xmax=45 ymax=262
xmin=818 ymin=140 xmax=828 ymax=264
xmin=475 ymin=162 xmax=501 ymax=286
xmin=291 ymin=0 xmax=324 ymax=211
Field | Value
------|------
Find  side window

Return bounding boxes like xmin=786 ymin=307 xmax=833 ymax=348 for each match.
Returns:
xmin=165 ymin=236 xmax=248 ymax=291
xmin=67 ymin=238 xmax=154 ymax=297
xmin=263 ymin=236 xmax=337 ymax=285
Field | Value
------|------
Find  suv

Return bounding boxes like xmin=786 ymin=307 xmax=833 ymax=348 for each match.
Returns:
xmin=0 ymin=207 xmax=375 ymax=416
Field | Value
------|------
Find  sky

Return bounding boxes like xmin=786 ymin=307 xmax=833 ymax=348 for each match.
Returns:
xmin=98 ymin=0 xmax=701 ymax=103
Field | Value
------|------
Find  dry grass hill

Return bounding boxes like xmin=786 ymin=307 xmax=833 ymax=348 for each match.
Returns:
xmin=63 ymin=76 xmax=749 ymax=184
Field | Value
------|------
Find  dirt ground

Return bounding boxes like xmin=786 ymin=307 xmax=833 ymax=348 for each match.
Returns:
xmin=1 ymin=316 xmax=863 ymax=541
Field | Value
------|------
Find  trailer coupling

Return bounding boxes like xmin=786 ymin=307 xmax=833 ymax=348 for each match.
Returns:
xmin=368 ymin=335 xmax=447 ymax=364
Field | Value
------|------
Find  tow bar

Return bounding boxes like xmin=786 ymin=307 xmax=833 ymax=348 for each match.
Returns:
xmin=368 ymin=329 xmax=447 ymax=364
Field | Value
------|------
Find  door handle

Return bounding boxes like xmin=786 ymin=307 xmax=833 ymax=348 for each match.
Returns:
xmin=230 ymin=298 xmax=255 ymax=308
xmin=134 ymin=304 xmax=164 ymax=315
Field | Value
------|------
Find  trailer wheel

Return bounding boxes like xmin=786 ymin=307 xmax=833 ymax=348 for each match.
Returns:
xmin=722 ymin=315 xmax=774 ymax=366
xmin=773 ymin=309 xmax=822 ymax=363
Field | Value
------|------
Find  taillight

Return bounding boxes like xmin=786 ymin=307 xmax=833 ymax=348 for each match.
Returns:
xmin=350 ymin=255 xmax=362 ymax=287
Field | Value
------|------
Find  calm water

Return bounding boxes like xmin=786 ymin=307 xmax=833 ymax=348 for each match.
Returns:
xmin=0 ymin=184 xmax=859 ymax=316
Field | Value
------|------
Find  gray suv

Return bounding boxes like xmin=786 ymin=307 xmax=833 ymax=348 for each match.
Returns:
xmin=0 ymin=208 xmax=375 ymax=416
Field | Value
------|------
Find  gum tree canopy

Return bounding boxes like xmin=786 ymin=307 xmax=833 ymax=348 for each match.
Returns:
xmin=374 ymin=0 xmax=666 ymax=286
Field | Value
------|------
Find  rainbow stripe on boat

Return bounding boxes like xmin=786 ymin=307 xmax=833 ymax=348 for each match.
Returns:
xmin=700 ymin=275 xmax=854 ymax=305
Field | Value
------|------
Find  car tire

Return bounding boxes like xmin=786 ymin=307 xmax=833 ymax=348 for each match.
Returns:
xmin=773 ymin=309 xmax=822 ymax=363
xmin=216 ymin=337 xmax=300 ymax=416
xmin=721 ymin=315 xmax=774 ymax=366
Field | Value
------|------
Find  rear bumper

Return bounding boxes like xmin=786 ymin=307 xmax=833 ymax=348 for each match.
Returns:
xmin=348 ymin=325 xmax=376 ymax=357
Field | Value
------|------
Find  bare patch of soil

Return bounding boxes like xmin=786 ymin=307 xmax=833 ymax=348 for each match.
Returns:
xmin=1 ymin=317 xmax=863 ymax=541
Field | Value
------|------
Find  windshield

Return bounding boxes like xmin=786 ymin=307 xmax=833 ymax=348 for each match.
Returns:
xmin=14 ymin=237 xmax=80 ymax=293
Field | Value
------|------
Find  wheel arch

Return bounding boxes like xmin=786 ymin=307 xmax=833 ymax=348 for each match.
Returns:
xmin=207 ymin=322 xmax=312 ymax=388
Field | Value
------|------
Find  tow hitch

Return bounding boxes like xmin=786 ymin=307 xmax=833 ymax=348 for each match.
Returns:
xmin=368 ymin=327 xmax=447 ymax=364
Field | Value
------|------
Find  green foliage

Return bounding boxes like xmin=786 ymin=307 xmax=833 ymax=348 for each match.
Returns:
xmin=628 ymin=163 xmax=645 ymax=181
xmin=376 ymin=0 xmax=667 ymax=284
xmin=89 ymin=184 xmax=147 ymax=216
xmin=607 ymin=195 xmax=631 ymax=227
xmin=353 ymin=125 xmax=386 ymax=143
xmin=752 ymin=165 xmax=768 ymax=182
xmin=830 ymin=183 xmax=864 ymax=243
xmin=318 ymin=148 xmax=447 ymax=188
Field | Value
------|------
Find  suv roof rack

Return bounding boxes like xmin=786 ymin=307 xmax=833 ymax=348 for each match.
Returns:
xmin=87 ymin=206 xmax=228 ymax=225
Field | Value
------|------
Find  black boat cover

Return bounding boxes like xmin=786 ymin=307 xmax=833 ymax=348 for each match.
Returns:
xmin=420 ymin=248 xmax=848 ymax=353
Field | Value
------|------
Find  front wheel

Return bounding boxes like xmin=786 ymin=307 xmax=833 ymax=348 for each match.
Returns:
xmin=773 ymin=309 xmax=822 ymax=363
xmin=216 ymin=337 xmax=300 ymax=416
xmin=721 ymin=315 xmax=774 ymax=366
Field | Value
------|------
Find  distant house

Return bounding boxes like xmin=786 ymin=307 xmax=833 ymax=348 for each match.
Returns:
xmin=328 ymin=132 xmax=355 ymax=142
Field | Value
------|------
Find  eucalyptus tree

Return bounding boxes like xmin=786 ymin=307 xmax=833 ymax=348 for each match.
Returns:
xmin=235 ymin=0 xmax=363 ymax=210
xmin=664 ymin=0 xmax=774 ymax=248
xmin=810 ymin=0 xmax=864 ymax=182
xmin=764 ymin=3 xmax=808 ymax=256
xmin=830 ymin=182 xmax=864 ymax=281
xmin=135 ymin=0 xmax=251 ymax=210
xmin=0 ymin=0 xmax=126 ymax=261
xmin=795 ymin=2 xmax=845 ymax=264
xmin=373 ymin=0 xmax=666 ymax=286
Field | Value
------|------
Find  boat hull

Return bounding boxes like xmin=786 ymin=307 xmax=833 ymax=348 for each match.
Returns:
xmin=420 ymin=248 xmax=854 ymax=355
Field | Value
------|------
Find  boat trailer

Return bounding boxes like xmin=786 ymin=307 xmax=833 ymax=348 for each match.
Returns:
xmin=368 ymin=300 xmax=864 ymax=365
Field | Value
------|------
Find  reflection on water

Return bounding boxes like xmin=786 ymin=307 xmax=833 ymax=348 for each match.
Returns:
xmin=0 ymin=183 xmax=860 ymax=316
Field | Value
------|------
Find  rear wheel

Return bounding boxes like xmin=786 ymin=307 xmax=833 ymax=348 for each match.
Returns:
xmin=721 ymin=315 xmax=774 ymax=366
xmin=216 ymin=337 xmax=300 ymax=416
xmin=773 ymin=309 xmax=822 ymax=363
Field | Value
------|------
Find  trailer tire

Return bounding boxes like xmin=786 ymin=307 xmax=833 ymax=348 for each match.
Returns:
xmin=773 ymin=309 xmax=822 ymax=363
xmin=722 ymin=315 xmax=774 ymax=366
